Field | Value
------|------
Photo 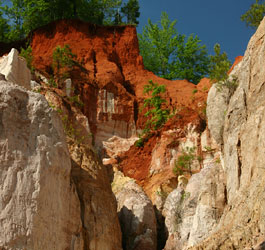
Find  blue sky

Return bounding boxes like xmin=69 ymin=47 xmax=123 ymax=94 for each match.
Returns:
xmin=137 ymin=0 xmax=256 ymax=63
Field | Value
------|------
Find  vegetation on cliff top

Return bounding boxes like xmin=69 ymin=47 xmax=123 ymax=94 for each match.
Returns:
xmin=138 ymin=12 xmax=210 ymax=84
xmin=0 ymin=0 xmax=140 ymax=41
xmin=1 ymin=0 xmax=263 ymax=85
xmin=241 ymin=0 xmax=265 ymax=29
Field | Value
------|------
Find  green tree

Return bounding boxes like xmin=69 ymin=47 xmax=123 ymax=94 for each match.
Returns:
xmin=209 ymin=44 xmax=238 ymax=92
xmin=171 ymin=34 xmax=210 ymax=84
xmin=209 ymin=43 xmax=231 ymax=83
xmin=138 ymin=12 xmax=209 ymax=84
xmin=241 ymin=0 xmax=265 ymax=29
xmin=114 ymin=8 xmax=122 ymax=24
xmin=121 ymin=0 xmax=140 ymax=25
xmin=2 ymin=0 xmax=25 ymax=41
xmin=0 ymin=0 xmax=123 ymax=41
xmin=0 ymin=6 xmax=10 ymax=42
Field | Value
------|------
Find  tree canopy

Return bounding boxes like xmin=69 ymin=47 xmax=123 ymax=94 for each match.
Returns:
xmin=138 ymin=12 xmax=210 ymax=84
xmin=241 ymin=0 xmax=265 ymax=29
xmin=121 ymin=0 xmax=140 ymax=25
xmin=0 ymin=0 xmax=140 ymax=42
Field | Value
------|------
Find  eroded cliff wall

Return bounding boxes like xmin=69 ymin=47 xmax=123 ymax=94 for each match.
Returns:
xmin=191 ymin=17 xmax=265 ymax=249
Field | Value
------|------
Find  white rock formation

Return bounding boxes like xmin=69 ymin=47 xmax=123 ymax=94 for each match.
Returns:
xmin=163 ymin=164 xmax=225 ymax=249
xmin=189 ymin=17 xmax=265 ymax=249
xmin=0 ymin=80 xmax=83 ymax=249
xmin=113 ymin=172 xmax=157 ymax=250
xmin=0 ymin=48 xmax=31 ymax=90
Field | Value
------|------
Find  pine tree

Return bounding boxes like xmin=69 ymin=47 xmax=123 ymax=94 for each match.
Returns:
xmin=121 ymin=0 xmax=140 ymax=25
xmin=0 ymin=4 xmax=10 ymax=42
xmin=138 ymin=12 xmax=209 ymax=84
xmin=241 ymin=0 xmax=265 ymax=29
xmin=0 ymin=0 xmax=123 ymax=41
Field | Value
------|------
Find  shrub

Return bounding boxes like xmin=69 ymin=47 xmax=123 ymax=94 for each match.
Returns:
xmin=209 ymin=43 xmax=238 ymax=93
xmin=20 ymin=45 xmax=34 ymax=73
xmin=173 ymin=146 xmax=200 ymax=175
xmin=143 ymin=80 xmax=170 ymax=130
xmin=209 ymin=43 xmax=231 ymax=83
xmin=52 ymin=44 xmax=78 ymax=87
xmin=135 ymin=80 xmax=170 ymax=147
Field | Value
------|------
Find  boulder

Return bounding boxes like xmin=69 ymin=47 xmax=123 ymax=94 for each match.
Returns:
xmin=0 ymin=48 xmax=31 ymax=90
xmin=113 ymin=171 xmax=157 ymax=250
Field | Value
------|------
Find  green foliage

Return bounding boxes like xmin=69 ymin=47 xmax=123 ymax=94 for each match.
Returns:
xmin=209 ymin=43 xmax=231 ymax=83
xmin=20 ymin=45 xmax=34 ymax=73
xmin=143 ymin=80 xmax=170 ymax=131
xmin=241 ymin=0 xmax=265 ymax=29
xmin=209 ymin=44 xmax=238 ymax=93
xmin=0 ymin=7 xmax=10 ymax=42
xmin=68 ymin=95 xmax=84 ymax=108
xmin=171 ymin=34 xmax=210 ymax=84
xmin=138 ymin=12 xmax=210 ymax=84
xmin=181 ymin=191 xmax=190 ymax=201
xmin=1 ymin=0 xmax=25 ymax=41
xmin=135 ymin=80 xmax=170 ymax=147
xmin=47 ymin=77 xmax=58 ymax=88
xmin=173 ymin=146 xmax=198 ymax=175
xmin=0 ymin=0 xmax=123 ymax=41
xmin=52 ymin=44 xmax=77 ymax=72
xmin=121 ymin=0 xmax=140 ymax=25
xmin=204 ymin=146 xmax=214 ymax=152
xmin=52 ymin=44 xmax=78 ymax=86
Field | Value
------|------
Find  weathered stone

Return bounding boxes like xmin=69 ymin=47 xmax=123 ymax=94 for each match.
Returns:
xmin=190 ymin=17 xmax=265 ymax=249
xmin=30 ymin=80 xmax=41 ymax=90
xmin=102 ymin=135 xmax=138 ymax=159
xmin=70 ymin=144 xmax=123 ymax=250
xmin=0 ymin=80 xmax=83 ymax=249
xmin=206 ymin=83 xmax=230 ymax=145
xmin=44 ymin=87 xmax=123 ymax=250
xmin=163 ymin=164 xmax=226 ymax=249
xmin=0 ymin=48 xmax=31 ymax=89
xmin=113 ymin=172 xmax=157 ymax=250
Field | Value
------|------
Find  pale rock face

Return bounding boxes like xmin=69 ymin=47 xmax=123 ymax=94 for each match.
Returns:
xmin=70 ymin=144 xmax=123 ymax=250
xmin=65 ymin=78 xmax=72 ymax=97
xmin=206 ymin=84 xmax=230 ymax=145
xmin=190 ymin=17 xmax=265 ymax=249
xmin=44 ymin=88 xmax=123 ymax=249
xmin=45 ymin=90 xmax=92 ymax=147
xmin=113 ymin=172 xmax=157 ymax=250
xmin=95 ymin=88 xmax=136 ymax=149
xmin=163 ymin=164 xmax=225 ymax=250
xmin=0 ymin=80 xmax=83 ymax=249
xmin=102 ymin=135 xmax=138 ymax=159
xmin=0 ymin=49 xmax=31 ymax=90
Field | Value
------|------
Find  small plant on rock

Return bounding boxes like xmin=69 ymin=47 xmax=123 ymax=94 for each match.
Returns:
xmin=52 ymin=44 xmax=80 ymax=88
xmin=20 ymin=45 xmax=34 ymax=73
xmin=135 ymin=80 xmax=170 ymax=147
xmin=209 ymin=43 xmax=238 ymax=94
xmin=173 ymin=146 xmax=199 ymax=176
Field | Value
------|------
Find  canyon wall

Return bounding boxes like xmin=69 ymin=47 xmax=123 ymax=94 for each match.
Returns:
xmin=190 ymin=16 xmax=265 ymax=250
xmin=0 ymin=50 xmax=122 ymax=249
